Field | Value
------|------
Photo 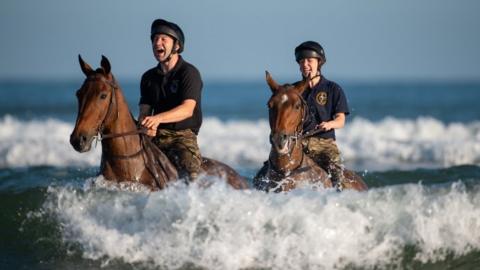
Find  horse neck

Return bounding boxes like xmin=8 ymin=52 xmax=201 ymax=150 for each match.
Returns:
xmin=101 ymin=86 xmax=141 ymax=154
xmin=105 ymin=86 xmax=136 ymax=131
xmin=269 ymin=140 xmax=304 ymax=175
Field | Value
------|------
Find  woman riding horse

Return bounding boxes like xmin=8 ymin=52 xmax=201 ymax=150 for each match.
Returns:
xmin=253 ymin=71 xmax=367 ymax=192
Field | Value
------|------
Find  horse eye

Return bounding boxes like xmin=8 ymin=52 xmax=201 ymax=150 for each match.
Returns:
xmin=295 ymin=103 xmax=301 ymax=110
xmin=100 ymin=93 xmax=108 ymax=99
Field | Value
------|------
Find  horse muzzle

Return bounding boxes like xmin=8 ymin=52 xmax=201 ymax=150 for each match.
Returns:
xmin=70 ymin=132 xmax=95 ymax=153
xmin=272 ymin=132 xmax=293 ymax=155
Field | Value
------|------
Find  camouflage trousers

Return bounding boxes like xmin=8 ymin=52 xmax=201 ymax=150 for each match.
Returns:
xmin=302 ymin=137 xmax=345 ymax=187
xmin=152 ymin=129 xmax=202 ymax=180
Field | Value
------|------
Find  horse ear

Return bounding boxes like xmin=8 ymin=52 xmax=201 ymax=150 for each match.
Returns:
xmin=78 ymin=55 xmax=94 ymax=77
xmin=100 ymin=55 xmax=111 ymax=75
xmin=293 ymin=77 xmax=308 ymax=95
xmin=265 ymin=71 xmax=279 ymax=92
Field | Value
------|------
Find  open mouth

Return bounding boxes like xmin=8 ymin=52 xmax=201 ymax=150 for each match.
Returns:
xmin=155 ymin=48 xmax=166 ymax=56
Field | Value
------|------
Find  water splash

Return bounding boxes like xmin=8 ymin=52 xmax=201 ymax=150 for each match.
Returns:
xmin=42 ymin=179 xmax=480 ymax=269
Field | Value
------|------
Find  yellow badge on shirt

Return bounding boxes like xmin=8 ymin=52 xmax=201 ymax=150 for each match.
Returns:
xmin=316 ymin=91 xmax=327 ymax=106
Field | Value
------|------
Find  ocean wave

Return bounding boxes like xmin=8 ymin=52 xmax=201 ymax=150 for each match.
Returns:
xmin=40 ymin=179 xmax=480 ymax=269
xmin=1 ymin=115 xmax=479 ymax=169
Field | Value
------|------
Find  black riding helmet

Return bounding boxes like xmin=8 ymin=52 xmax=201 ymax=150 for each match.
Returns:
xmin=295 ymin=41 xmax=326 ymax=63
xmin=150 ymin=19 xmax=185 ymax=53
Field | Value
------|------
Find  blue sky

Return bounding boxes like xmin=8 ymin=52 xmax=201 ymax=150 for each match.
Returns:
xmin=1 ymin=0 xmax=479 ymax=81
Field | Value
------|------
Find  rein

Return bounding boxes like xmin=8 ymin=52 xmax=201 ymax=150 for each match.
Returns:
xmin=287 ymin=92 xmax=324 ymax=140
xmin=99 ymin=127 xmax=148 ymax=159
xmin=101 ymin=127 xmax=147 ymax=140
xmin=299 ymin=127 xmax=323 ymax=139
xmin=76 ymin=70 xmax=176 ymax=190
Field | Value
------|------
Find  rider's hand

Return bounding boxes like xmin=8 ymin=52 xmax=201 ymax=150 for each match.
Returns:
xmin=141 ymin=115 xmax=161 ymax=136
xmin=142 ymin=115 xmax=160 ymax=129
xmin=318 ymin=121 xmax=334 ymax=131
xmin=145 ymin=128 xmax=157 ymax=137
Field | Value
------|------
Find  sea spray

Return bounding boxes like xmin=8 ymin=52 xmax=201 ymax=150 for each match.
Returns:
xmin=42 ymin=179 xmax=480 ymax=269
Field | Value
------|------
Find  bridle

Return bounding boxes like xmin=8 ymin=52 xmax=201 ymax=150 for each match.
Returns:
xmin=80 ymin=74 xmax=146 ymax=159
xmin=74 ymin=67 xmax=176 ymax=190
xmin=268 ymin=87 xmax=326 ymax=176
xmin=269 ymin=89 xmax=309 ymax=157
xmin=78 ymin=74 xmax=119 ymax=136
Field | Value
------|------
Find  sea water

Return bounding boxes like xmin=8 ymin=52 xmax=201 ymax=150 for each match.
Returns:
xmin=1 ymin=79 xmax=480 ymax=269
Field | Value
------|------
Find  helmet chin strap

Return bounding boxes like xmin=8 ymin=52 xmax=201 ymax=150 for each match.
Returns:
xmin=160 ymin=49 xmax=173 ymax=63
xmin=160 ymin=41 xmax=179 ymax=63
xmin=303 ymin=70 xmax=320 ymax=80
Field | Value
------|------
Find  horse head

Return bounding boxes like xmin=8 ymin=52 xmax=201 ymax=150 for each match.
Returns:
xmin=70 ymin=55 xmax=119 ymax=152
xmin=265 ymin=71 xmax=308 ymax=156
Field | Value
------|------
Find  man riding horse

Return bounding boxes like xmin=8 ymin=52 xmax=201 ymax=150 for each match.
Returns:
xmin=139 ymin=19 xmax=203 ymax=181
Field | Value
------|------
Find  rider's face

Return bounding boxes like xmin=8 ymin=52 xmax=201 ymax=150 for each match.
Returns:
xmin=152 ymin=34 xmax=177 ymax=62
xmin=298 ymin=57 xmax=319 ymax=78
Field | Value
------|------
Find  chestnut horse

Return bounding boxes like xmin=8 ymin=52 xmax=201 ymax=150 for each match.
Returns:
xmin=70 ymin=55 xmax=248 ymax=190
xmin=253 ymin=72 xmax=368 ymax=192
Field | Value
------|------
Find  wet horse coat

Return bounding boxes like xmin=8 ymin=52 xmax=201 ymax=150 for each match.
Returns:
xmin=253 ymin=72 xmax=368 ymax=192
xmin=70 ymin=55 xmax=248 ymax=190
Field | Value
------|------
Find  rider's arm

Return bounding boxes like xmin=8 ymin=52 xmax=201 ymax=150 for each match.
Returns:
xmin=141 ymin=99 xmax=196 ymax=131
xmin=318 ymin=112 xmax=345 ymax=131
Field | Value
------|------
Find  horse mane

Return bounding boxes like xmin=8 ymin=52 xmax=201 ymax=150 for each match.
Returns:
xmin=281 ymin=83 xmax=295 ymax=89
xmin=94 ymin=68 xmax=106 ymax=75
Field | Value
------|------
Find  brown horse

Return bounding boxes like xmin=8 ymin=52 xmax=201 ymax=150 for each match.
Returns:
xmin=70 ymin=55 xmax=248 ymax=190
xmin=253 ymin=72 xmax=368 ymax=192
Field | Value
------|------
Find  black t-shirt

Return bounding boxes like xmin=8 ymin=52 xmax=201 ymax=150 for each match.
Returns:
xmin=301 ymin=76 xmax=349 ymax=140
xmin=139 ymin=57 xmax=203 ymax=134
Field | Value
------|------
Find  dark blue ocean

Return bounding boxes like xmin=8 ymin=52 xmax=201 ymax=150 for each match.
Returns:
xmin=1 ymin=77 xmax=480 ymax=269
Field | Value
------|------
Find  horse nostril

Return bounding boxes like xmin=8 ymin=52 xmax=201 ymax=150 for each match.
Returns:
xmin=80 ymin=134 xmax=87 ymax=143
xmin=70 ymin=133 xmax=89 ymax=150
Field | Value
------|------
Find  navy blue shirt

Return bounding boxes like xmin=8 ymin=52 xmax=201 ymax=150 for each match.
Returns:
xmin=139 ymin=57 xmax=203 ymax=134
xmin=301 ymin=76 xmax=349 ymax=140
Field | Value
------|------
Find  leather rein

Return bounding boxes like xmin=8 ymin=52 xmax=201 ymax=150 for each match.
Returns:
xmin=79 ymin=74 xmax=177 ymax=189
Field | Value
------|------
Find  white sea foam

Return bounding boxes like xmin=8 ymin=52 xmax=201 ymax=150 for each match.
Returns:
xmin=1 ymin=115 xmax=479 ymax=170
xmin=339 ymin=116 xmax=480 ymax=169
xmin=44 ymin=180 xmax=480 ymax=269
xmin=0 ymin=115 xmax=100 ymax=168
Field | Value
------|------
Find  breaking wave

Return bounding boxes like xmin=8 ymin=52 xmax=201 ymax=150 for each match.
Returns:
xmin=1 ymin=115 xmax=479 ymax=170
xmin=37 ymin=178 xmax=480 ymax=269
